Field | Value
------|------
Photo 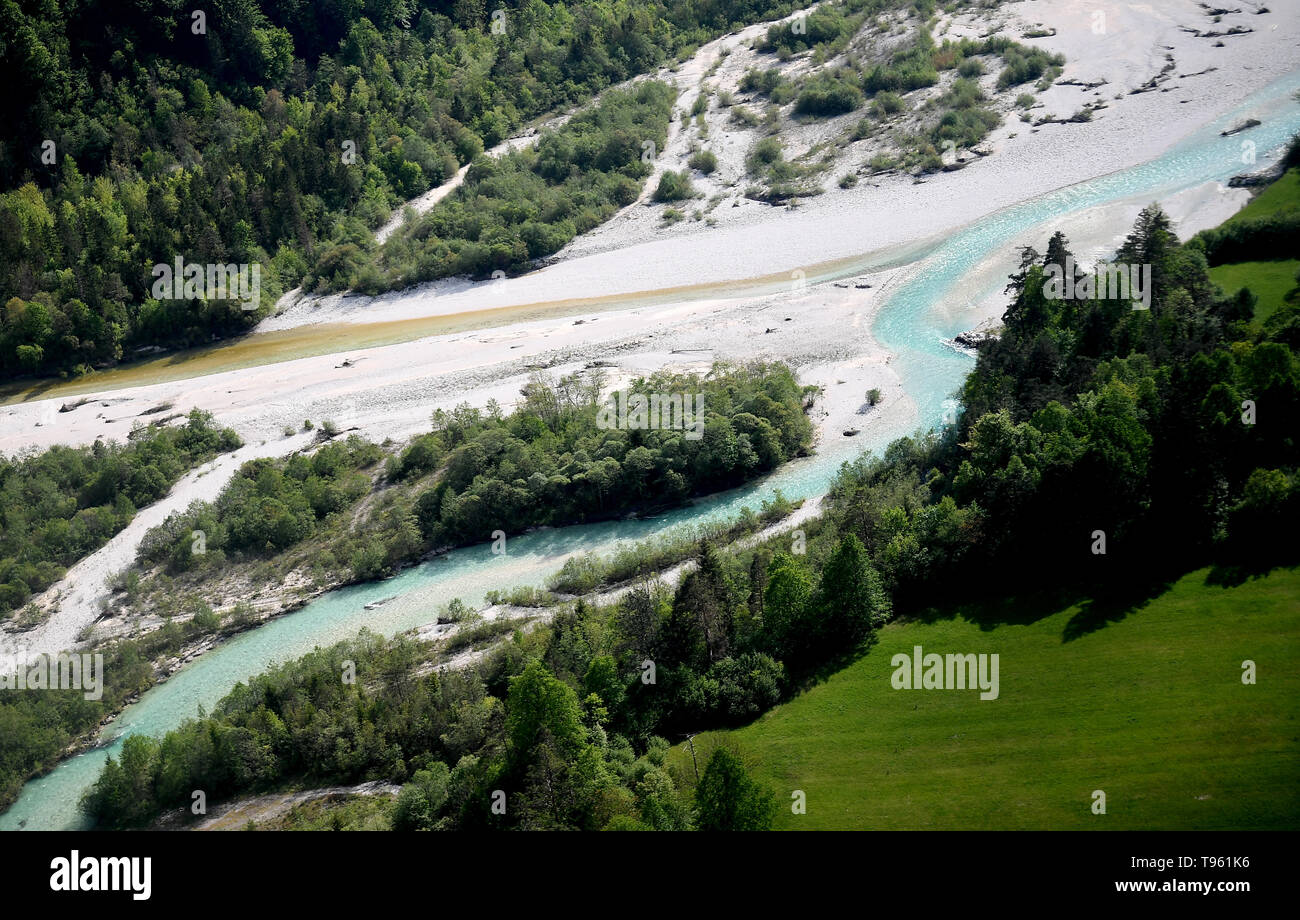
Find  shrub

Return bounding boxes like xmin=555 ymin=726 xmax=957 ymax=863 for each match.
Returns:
xmin=688 ymin=149 xmax=719 ymax=174
xmin=746 ymin=137 xmax=784 ymax=176
xmin=654 ymin=170 xmax=697 ymax=202
xmin=794 ymin=73 xmax=864 ymax=117
xmin=871 ymin=91 xmax=905 ymax=117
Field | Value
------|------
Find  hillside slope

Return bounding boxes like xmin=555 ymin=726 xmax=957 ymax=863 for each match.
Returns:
xmin=680 ymin=566 xmax=1300 ymax=830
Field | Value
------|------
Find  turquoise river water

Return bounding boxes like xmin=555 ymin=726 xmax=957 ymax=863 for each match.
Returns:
xmin=3 ymin=69 xmax=1298 ymax=830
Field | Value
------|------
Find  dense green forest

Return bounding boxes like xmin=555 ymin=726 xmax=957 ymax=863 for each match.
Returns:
xmin=79 ymin=180 xmax=1299 ymax=828
xmin=0 ymin=410 xmax=241 ymax=617
xmin=136 ymin=362 xmax=814 ymax=583
xmin=0 ymin=0 xmax=823 ymax=380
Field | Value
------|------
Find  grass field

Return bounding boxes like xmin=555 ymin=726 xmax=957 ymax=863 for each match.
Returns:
xmin=675 ymin=566 xmax=1300 ymax=830
xmin=1209 ymin=259 xmax=1299 ymax=325
xmin=1205 ymin=166 xmax=1300 ymax=326
xmin=1223 ymin=168 xmax=1300 ymax=225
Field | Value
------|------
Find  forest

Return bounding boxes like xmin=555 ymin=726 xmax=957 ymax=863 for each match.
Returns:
xmin=78 ymin=187 xmax=1300 ymax=829
xmin=0 ymin=0 xmax=820 ymax=380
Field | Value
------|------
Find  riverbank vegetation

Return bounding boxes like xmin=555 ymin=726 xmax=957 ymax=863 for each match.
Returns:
xmin=127 ymin=362 xmax=814 ymax=603
xmin=547 ymin=490 xmax=801 ymax=595
xmin=0 ymin=586 xmax=256 ymax=812
xmin=345 ymin=81 xmax=677 ymax=292
xmin=0 ymin=410 xmax=240 ymax=618
xmin=727 ymin=1 xmax=1065 ymax=200
xmin=77 ymin=187 xmax=1299 ymax=829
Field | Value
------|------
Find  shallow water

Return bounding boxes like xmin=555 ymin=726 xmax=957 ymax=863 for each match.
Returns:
xmin=3 ymin=69 xmax=1298 ymax=831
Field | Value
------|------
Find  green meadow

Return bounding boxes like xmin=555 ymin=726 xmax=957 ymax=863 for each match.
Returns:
xmin=1206 ymin=165 xmax=1300 ymax=325
xmin=1223 ymin=168 xmax=1300 ymax=225
xmin=1209 ymin=259 xmax=1299 ymax=326
xmin=677 ymin=567 xmax=1300 ymax=830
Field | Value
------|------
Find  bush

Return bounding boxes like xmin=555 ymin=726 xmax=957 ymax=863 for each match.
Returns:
xmin=688 ymin=150 xmax=718 ymax=175
xmin=654 ymin=170 xmax=698 ymax=202
xmin=871 ymin=91 xmax=905 ymax=117
xmin=997 ymin=46 xmax=1064 ymax=89
xmin=694 ymin=749 xmax=777 ymax=831
xmin=1192 ymin=213 xmax=1300 ymax=266
xmin=746 ymin=137 xmax=784 ymax=176
xmin=794 ymin=73 xmax=864 ymax=117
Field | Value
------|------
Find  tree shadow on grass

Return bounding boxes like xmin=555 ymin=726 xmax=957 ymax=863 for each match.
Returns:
xmin=901 ymin=566 xmax=1181 ymax=643
xmin=914 ymin=591 xmax=1066 ymax=630
xmin=1203 ymin=558 xmax=1297 ymax=589
xmin=1060 ymin=574 xmax=1177 ymax=643
xmin=787 ymin=632 xmax=880 ymax=696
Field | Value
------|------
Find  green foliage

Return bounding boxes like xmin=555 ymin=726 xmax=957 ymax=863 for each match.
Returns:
xmin=0 ymin=606 xmax=238 ymax=811
xmin=863 ymin=33 xmax=940 ymax=95
xmin=746 ymin=137 xmax=785 ymax=177
xmin=739 ymin=68 xmax=794 ymax=104
xmin=0 ymin=411 xmax=239 ymax=615
xmin=756 ymin=1 xmax=867 ymax=56
xmin=0 ymin=0 xmax=820 ymax=381
xmin=688 ymin=149 xmax=719 ymax=175
xmin=693 ymin=748 xmax=777 ymax=830
xmin=654 ymin=169 xmax=698 ymax=203
xmin=1193 ymin=210 xmax=1300 ymax=266
xmin=408 ymin=363 xmax=813 ymax=549
xmin=547 ymin=491 xmax=800 ymax=594
xmin=392 ymin=763 xmax=452 ymax=831
xmin=138 ymin=435 xmax=380 ymax=571
xmin=369 ymin=81 xmax=676 ymax=287
xmin=871 ymin=91 xmax=906 ymax=117
xmin=995 ymin=43 xmax=1065 ymax=89
xmin=795 ymin=71 xmax=865 ymax=117
xmin=122 ymin=362 xmax=814 ymax=610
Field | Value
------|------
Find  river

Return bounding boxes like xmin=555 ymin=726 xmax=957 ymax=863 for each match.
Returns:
xmin=3 ymin=69 xmax=1298 ymax=831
